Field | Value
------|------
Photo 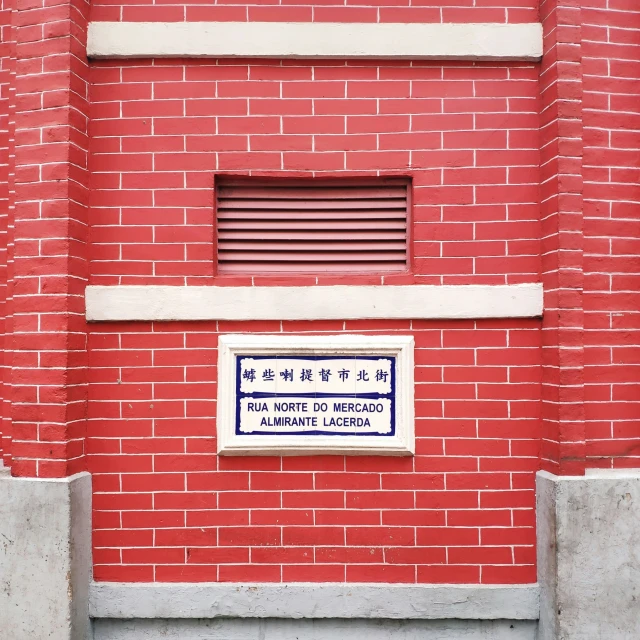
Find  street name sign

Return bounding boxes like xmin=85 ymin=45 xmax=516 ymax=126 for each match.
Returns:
xmin=217 ymin=335 xmax=414 ymax=455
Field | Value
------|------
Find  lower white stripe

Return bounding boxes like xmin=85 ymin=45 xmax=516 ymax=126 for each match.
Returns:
xmin=85 ymin=283 xmax=543 ymax=321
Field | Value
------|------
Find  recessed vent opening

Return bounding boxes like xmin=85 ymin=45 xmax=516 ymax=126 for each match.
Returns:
xmin=215 ymin=178 xmax=410 ymax=274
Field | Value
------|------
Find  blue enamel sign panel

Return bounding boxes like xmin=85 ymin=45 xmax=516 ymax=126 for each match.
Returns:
xmin=235 ymin=356 xmax=396 ymax=437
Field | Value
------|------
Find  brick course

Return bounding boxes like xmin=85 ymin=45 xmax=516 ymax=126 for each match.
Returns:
xmin=89 ymin=1 xmax=539 ymax=25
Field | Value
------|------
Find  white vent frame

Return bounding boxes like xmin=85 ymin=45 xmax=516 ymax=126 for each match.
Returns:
xmin=214 ymin=177 xmax=410 ymax=275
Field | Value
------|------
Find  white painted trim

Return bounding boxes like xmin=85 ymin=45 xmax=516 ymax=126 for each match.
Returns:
xmin=89 ymin=582 xmax=540 ymax=620
xmin=584 ymin=468 xmax=640 ymax=478
xmin=87 ymin=21 xmax=543 ymax=61
xmin=85 ymin=283 xmax=543 ymax=322
xmin=217 ymin=334 xmax=414 ymax=456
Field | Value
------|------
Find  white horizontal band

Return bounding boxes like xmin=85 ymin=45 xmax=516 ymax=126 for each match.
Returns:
xmin=87 ymin=21 xmax=543 ymax=61
xmin=85 ymin=284 xmax=543 ymax=322
xmin=89 ymin=582 xmax=540 ymax=620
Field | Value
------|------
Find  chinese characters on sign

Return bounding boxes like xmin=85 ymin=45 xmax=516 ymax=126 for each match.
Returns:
xmin=236 ymin=356 xmax=396 ymax=436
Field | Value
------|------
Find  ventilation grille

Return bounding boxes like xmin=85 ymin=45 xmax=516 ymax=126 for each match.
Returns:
xmin=216 ymin=179 xmax=409 ymax=274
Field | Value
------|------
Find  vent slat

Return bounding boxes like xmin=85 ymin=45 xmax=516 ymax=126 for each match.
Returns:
xmin=218 ymin=231 xmax=407 ymax=241
xmin=218 ymin=220 xmax=407 ymax=231
xmin=218 ymin=199 xmax=406 ymax=211
xmin=218 ymin=210 xmax=407 ymax=220
xmin=219 ymin=262 xmax=407 ymax=273
xmin=219 ymin=241 xmax=407 ymax=251
xmin=219 ymin=252 xmax=407 ymax=262
xmin=217 ymin=186 xmax=407 ymax=200
xmin=216 ymin=179 xmax=409 ymax=274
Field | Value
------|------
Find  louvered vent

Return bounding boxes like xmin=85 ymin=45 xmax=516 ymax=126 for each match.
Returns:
xmin=216 ymin=178 xmax=409 ymax=274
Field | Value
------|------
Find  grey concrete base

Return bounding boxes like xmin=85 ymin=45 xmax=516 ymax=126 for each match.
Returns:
xmin=90 ymin=583 xmax=539 ymax=640
xmin=93 ymin=618 xmax=537 ymax=640
xmin=0 ymin=471 xmax=92 ymax=640
xmin=90 ymin=582 xmax=539 ymax=620
xmin=537 ymin=470 xmax=640 ymax=640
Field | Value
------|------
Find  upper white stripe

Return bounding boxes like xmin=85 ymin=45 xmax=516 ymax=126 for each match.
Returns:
xmin=87 ymin=22 xmax=543 ymax=61
xmin=85 ymin=284 xmax=543 ymax=321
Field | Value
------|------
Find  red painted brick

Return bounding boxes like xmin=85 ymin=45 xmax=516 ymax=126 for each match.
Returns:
xmin=2 ymin=0 xmax=633 ymax=589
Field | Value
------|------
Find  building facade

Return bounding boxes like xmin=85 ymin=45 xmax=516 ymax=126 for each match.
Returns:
xmin=0 ymin=0 xmax=639 ymax=638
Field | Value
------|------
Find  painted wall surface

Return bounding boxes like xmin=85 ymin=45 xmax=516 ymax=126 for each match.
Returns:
xmin=88 ymin=318 xmax=540 ymax=583
xmin=84 ymin=54 xmax=542 ymax=585
xmin=581 ymin=2 xmax=640 ymax=467
xmin=88 ymin=60 xmax=541 ymax=287
xmin=0 ymin=0 xmax=638 ymax=595
xmin=0 ymin=0 xmax=11 ymax=471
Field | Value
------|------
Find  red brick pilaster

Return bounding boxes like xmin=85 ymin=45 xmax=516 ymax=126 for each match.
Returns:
xmin=0 ymin=0 xmax=15 ymax=469
xmin=539 ymin=0 xmax=586 ymax=475
xmin=9 ymin=0 xmax=90 ymax=477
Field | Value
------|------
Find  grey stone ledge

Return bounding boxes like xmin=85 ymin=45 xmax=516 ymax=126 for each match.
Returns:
xmin=90 ymin=582 xmax=540 ymax=621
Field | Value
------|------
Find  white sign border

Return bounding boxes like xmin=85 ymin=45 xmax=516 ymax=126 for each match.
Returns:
xmin=217 ymin=334 xmax=415 ymax=456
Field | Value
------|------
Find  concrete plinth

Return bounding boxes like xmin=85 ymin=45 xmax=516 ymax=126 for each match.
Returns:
xmin=0 ymin=471 xmax=92 ymax=640
xmin=537 ymin=470 xmax=640 ymax=640
xmin=89 ymin=583 xmax=540 ymax=639
xmin=93 ymin=618 xmax=537 ymax=640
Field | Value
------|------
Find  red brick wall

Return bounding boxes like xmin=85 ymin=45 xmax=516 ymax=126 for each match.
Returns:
xmin=5 ymin=0 xmax=91 ymax=477
xmin=0 ymin=0 xmax=12 ymax=467
xmin=538 ymin=0 xmax=640 ymax=474
xmin=0 ymin=0 xmax=638 ymax=588
xmin=89 ymin=61 xmax=541 ymax=287
xmin=89 ymin=318 xmax=540 ymax=583
xmin=538 ymin=0 xmax=585 ymax=475
xmin=582 ymin=0 xmax=640 ymax=468
xmin=87 ymin=59 xmax=542 ymax=583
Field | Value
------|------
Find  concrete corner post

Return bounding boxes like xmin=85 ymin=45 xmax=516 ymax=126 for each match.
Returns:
xmin=0 ymin=471 xmax=92 ymax=640
xmin=537 ymin=470 xmax=640 ymax=640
